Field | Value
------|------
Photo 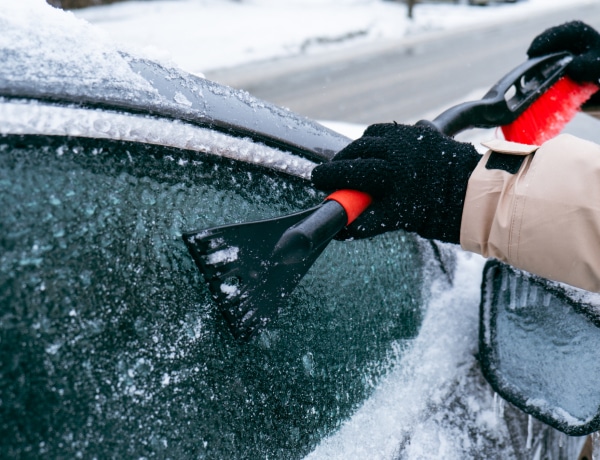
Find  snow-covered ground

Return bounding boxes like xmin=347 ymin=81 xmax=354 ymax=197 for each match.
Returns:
xmin=73 ymin=0 xmax=597 ymax=77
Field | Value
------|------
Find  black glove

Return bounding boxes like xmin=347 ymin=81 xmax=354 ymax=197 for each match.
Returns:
xmin=527 ymin=20 xmax=600 ymax=83
xmin=311 ymin=123 xmax=481 ymax=244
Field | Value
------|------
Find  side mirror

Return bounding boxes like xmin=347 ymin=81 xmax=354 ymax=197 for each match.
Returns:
xmin=479 ymin=260 xmax=600 ymax=436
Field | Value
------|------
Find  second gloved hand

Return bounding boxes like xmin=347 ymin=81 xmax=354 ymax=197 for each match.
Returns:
xmin=527 ymin=20 xmax=600 ymax=83
xmin=311 ymin=123 xmax=481 ymax=244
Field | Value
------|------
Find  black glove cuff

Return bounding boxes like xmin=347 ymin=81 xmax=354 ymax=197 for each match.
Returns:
xmin=411 ymin=141 xmax=481 ymax=244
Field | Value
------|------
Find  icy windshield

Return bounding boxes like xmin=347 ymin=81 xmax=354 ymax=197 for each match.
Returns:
xmin=0 ymin=135 xmax=424 ymax=458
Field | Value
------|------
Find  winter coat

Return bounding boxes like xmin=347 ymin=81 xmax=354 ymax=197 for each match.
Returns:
xmin=460 ymin=134 xmax=600 ymax=293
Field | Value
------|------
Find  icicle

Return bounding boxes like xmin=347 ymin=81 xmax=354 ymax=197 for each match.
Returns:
xmin=558 ymin=432 xmax=566 ymax=449
xmin=529 ymin=284 xmax=538 ymax=305
xmin=509 ymin=275 xmax=518 ymax=310
xmin=526 ymin=415 xmax=533 ymax=450
xmin=592 ymin=431 xmax=600 ymax=460
xmin=493 ymin=392 xmax=498 ymax=420
xmin=519 ymin=279 xmax=529 ymax=308
xmin=493 ymin=392 xmax=505 ymax=422
xmin=501 ymin=268 xmax=509 ymax=292
xmin=543 ymin=291 xmax=552 ymax=307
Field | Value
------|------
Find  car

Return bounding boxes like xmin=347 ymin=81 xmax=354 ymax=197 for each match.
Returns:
xmin=1 ymin=2 xmax=598 ymax=459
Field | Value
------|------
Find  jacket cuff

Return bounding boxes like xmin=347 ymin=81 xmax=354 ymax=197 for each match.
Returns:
xmin=460 ymin=134 xmax=600 ymax=293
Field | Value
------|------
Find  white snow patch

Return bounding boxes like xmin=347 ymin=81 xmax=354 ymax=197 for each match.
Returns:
xmin=206 ymin=246 xmax=239 ymax=265
xmin=306 ymin=250 xmax=487 ymax=459
xmin=174 ymin=91 xmax=193 ymax=107
xmin=220 ymin=283 xmax=241 ymax=299
xmin=0 ymin=100 xmax=316 ymax=179
xmin=73 ymin=0 xmax=597 ymax=75
xmin=2 ymin=0 xmax=157 ymax=95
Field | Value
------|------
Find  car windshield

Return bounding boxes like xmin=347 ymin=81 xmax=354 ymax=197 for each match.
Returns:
xmin=0 ymin=134 xmax=424 ymax=458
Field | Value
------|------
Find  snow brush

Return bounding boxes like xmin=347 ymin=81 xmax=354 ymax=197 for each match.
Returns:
xmin=501 ymin=74 xmax=599 ymax=144
xmin=183 ymin=52 xmax=589 ymax=342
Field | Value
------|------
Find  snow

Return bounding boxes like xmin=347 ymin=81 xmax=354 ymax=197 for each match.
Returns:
xmin=220 ymin=282 xmax=241 ymax=298
xmin=306 ymin=250 xmax=489 ymax=460
xmin=0 ymin=99 xmax=317 ymax=178
xmin=206 ymin=246 xmax=239 ymax=264
xmin=1 ymin=0 xmax=158 ymax=100
xmin=73 ymin=0 xmax=597 ymax=77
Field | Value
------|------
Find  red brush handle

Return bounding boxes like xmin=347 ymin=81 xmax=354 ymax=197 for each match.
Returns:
xmin=325 ymin=190 xmax=372 ymax=226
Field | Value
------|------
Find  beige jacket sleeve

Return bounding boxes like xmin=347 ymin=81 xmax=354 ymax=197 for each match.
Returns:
xmin=460 ymin=134 xmax=600 ymax=293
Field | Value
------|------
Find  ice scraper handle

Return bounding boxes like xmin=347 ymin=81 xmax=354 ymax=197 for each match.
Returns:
xmin=325 ymin=189 xmax=373 ymax=225
xmin=272 ymin=190 xmax=372 ymax=265
xmin=417 ymin=52 xmax=575 ymax=137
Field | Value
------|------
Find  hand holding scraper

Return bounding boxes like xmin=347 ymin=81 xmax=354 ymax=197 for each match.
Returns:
xmin=183 ymin=51 xmax=595 ymax=341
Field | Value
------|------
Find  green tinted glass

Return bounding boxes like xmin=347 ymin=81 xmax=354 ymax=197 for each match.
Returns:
xmin=0 ymin=135 xmax=424 ymax=458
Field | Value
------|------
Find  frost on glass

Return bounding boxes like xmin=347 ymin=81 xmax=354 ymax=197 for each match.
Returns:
xmin=0 ymin=135 xmax=424 ymax=458
xmin=0 ymin=100 xmax=317 ymax=179
xmin=482 ymin=263 xmax=600 ymax=434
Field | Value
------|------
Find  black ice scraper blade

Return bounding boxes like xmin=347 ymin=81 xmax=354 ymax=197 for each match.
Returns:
xmin=182 ymin=190 xmax=371 ymax=341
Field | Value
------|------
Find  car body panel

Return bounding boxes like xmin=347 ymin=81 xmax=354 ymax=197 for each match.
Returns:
xmin=1 ymin=7 xmax=431 ymax=458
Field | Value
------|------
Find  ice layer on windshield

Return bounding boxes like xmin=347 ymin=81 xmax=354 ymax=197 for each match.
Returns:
xmin=0 ymin=135 xmax=424 ymax=458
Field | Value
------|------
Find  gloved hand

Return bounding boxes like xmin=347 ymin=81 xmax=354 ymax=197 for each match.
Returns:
xmin=311 ymin=123 xmax=481 ymax=243
xmin=527 ymin=20 xmax=600 ymax=83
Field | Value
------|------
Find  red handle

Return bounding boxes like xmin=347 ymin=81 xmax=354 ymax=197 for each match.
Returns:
xmin=325 ymin=189 xmax=372 ymax=226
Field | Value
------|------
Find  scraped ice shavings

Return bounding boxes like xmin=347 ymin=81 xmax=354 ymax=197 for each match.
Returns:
xmin=206 ymin=246 xmax=239 ymax=265
xmin=209 ymin=237 xmax=225 ymax=249
xmin=220 ymin=282 xmax=241 ymax=299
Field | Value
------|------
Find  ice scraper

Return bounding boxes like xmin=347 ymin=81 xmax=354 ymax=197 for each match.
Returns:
xmin=182 ymin=52 xmax=592 ymax=341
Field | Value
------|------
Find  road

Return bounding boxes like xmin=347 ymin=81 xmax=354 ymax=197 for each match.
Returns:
xmin=206 ymin=4 xmax=600 ymax=126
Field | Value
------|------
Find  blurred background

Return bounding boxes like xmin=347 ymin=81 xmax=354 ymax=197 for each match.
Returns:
xmin=44 ymin=0 xmax=600 ymax=131
xmin=47 ymin=0 xmax=520 ymax=14
xmin=48 ymin=0 xmax=600 ymax=131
